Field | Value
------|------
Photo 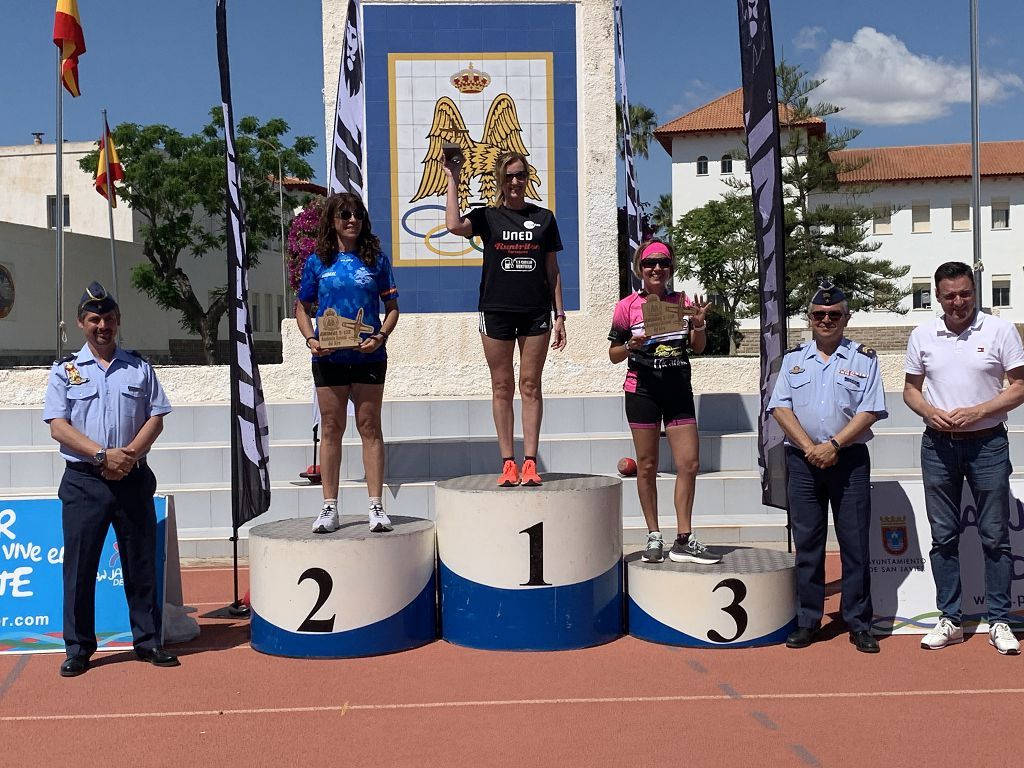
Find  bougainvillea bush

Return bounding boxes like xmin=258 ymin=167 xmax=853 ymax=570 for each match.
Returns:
xmin=287 ymin=196 xmax=325 ymax=292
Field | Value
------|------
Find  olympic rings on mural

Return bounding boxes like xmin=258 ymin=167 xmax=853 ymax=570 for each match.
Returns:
xmin=402 ymin=204 xmax=484 ymax=258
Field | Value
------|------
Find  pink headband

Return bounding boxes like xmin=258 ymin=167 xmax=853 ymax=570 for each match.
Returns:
xmin=640 ymin=242 xmax=671 ymax=259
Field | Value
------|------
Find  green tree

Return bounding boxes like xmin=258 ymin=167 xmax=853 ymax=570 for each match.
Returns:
xmin=772 ymin=62 xmax=909 ymax=315
xmin=650 ymin=193 xmax=673 ymax=237
xmin=615 ymin=102 xmax=658 ymax=160
xmin=79 ymin=111 xmax=316 ymax=364
xmin=672 ymin=194 xmax=758 ymax=354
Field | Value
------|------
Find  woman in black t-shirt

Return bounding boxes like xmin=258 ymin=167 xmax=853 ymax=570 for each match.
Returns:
xmin=444 ymin=151 xmax=566 ymax=487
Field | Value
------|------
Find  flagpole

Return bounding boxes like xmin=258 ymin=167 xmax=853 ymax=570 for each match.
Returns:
xmin=969 ymin=0 xmax=983 ymax=305
xmin=55 ymin=49 xmax=65 ymax=359
xmin=101 ymin=109 xmax=122 ymax=344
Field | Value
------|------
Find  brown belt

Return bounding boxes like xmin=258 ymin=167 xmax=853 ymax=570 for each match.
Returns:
xmin=924 ymin=425 xmax=1006 ymax=441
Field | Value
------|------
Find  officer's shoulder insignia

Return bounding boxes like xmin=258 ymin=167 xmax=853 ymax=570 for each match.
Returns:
xmin=63 ymin=361 xmax=88 ymax=385
xmin=54 ymin=353 xmax=75 ymax=365
xmin=126 ymin=349 xmax=147 ymax=361
xmin=785 ymin=342 xmax=806 ymax=355
xmin=857 ymin=346 xmax=877 ymax=359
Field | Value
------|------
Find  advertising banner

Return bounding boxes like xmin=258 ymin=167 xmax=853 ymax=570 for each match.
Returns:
xmin=870 ymin=480 xmax=1024 ymax=634
xmin=0 ymin=495 xmax=168 ymax=654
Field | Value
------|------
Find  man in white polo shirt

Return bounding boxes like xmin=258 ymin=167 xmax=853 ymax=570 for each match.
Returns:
xmin=904 ymin=261 xmax=1024 ymax=655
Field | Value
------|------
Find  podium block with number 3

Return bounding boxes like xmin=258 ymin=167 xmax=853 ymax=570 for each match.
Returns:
xmin=435 ymin=474 xmax=623 ymax=651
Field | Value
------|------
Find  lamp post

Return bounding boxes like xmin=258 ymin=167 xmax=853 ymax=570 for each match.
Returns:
xmin=255 ymin=138 xmax=289 ymax=323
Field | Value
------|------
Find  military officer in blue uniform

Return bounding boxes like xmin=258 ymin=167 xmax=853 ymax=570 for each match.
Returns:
xmin=767 ymin=282 xmax=888 ymax=653
xmin=43 ymin=282 xmax=178 ymax=677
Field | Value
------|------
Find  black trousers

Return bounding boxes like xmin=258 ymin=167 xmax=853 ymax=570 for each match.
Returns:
xmin=786 ymin=445 xmax=873 ymax=633
xmin=58 ymin=463 xmax=160 ymax=657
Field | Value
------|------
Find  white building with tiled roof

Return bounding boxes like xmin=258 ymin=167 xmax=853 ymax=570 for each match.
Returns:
xmin=655 ymin=90 xmax=1024 ymax=346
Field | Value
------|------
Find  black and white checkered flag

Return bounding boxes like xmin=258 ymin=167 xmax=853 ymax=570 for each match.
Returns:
xmin=329 ymin=0 xmax=366 ymax=196
xmin=217 ymin=0 xmax=272 ymax=528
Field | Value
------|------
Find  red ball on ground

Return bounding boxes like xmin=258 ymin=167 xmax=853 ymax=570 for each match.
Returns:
xmin=617 ymin=457 xmax=637 ymax=476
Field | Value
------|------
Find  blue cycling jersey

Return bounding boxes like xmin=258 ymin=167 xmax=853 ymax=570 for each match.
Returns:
xmin=297 ymin=250 xmax=398 ymax=364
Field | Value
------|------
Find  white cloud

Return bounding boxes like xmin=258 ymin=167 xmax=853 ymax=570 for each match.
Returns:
xmin=793 ymin=26 xmax=825 ymax=52
xmin=813 ymin=27 xmax=1024 ymax=125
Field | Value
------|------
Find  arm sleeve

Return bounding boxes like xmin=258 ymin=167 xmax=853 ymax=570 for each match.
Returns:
xmin=466 ymin=207 xmax=489 ymax=240
xmin=42 ymin=364 xmax=70 ymax=422
xmin=146 ymin=364 xmax=172 ymax=418
xmin=904 ymin=327 xmax=924 ymax=375
xmin=377 ymin=252 xmax=399 ymax=302
xmin=296 ymin=254 xmax=319 ymax=304
xmin=857 ymin=357 xmax=888 ymax=419
xmin=766 ymin=363 xmax=793 ymax=413
xmin=544 ymin=214 xmax=563 ymax=253
xmin=608 ymin=300 xmax=630 ymax=344
xmin=998 ymin=322 xmax=1024 ymax=373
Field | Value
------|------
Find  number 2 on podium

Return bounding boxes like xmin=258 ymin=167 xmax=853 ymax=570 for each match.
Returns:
xmin=297 ymin=567 xmax=337 ymax=633
xmin=519 ymin=522 xmax=551 ymax=586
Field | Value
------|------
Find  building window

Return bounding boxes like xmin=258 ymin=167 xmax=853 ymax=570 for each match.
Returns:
xmin=951 ymin=202 xmax=971 ymax=231
xmin=696 ymin=156 xmax=708 ymax=176
xmin=720 ymin=154 xmax=733 ymax=174
xmin=992 ymin=199 xmax=1010 ymax=230
xmin=912 ymin=281 xmax=931 ymax=310
xmin=276 ymin=295 xmax=283 ymax=329
xmin=744 ymin=157 xmax=750 ymax=173
xmin=872 ymin=204 xmax=891 ymax=235
xmin=251 ymin=292 xmax=261 ymax=332
xmin=46 ymin=195 xmax=70 ymax=229
xmin=911 ymin=203 xmax=930 ymax=233
xmin=992 ymin=277 xmax=1011 ymax=307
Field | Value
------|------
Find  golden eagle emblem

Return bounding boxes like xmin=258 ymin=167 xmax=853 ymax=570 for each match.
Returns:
xmin=411 ymin=93 xmax=541 ymax=211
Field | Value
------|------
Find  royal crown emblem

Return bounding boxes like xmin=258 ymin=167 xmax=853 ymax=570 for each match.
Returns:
xmin=450 ymin=62 xmax=491 ymax=94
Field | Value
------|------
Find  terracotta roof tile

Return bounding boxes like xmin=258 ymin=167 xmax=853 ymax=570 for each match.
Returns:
xmin=833 ymin=141 xmax=1024 ymax=184
xmin=653 ymin=88 xmax=824 ymax=154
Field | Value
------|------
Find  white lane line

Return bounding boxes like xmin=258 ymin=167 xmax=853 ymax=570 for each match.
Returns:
xmin=4 ymin=688 xmax=1024 ymax=722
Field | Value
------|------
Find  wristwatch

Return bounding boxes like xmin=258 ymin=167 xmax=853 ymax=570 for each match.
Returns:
xmin=93 ymin=448 xmax=107 ymax=467
xmin=829 ymin=438 xmax=842 ymax=451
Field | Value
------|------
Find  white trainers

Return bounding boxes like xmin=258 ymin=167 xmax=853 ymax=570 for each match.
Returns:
xmin=368 ymin=502 xmax=392 ymax=533
xmin=921 ymin=617 xmax=964 ymax=650
xmin=989 ymin=621 xmax=1021 ymax=655
xmin=312 ymin=503 xmax=340 ymax=534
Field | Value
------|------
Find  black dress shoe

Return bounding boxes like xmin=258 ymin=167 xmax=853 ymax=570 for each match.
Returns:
xmin=785 ymin=626 xmax=817 ymax=648
xmin=59 ymin=655 xmax=90 ymax=677
xmin=135 ymin=647 xmax=180 ymax=667
xmin=850 ymin=630 xmax=880 ymax=654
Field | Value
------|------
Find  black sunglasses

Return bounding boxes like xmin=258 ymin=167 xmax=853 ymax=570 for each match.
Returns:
xmin=505 ymin=171 xmax=528 ymax=181
xmin=334 ymin=209 xmax=365 ymax=221
xmin=640 ymin=258 xmax=672 ymax=269
xmin=810 ymin=310 xmax=845 ymax=322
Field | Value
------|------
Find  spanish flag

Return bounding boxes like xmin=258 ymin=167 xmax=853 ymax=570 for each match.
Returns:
xmin=53 ymin=0 xmax=86 ymax=97
xmin=95 ymin=119 xmax=124 ymax=207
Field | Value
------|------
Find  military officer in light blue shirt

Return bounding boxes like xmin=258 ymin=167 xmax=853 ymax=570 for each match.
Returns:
xmin=43 ymin=282 xmax=178 ymax=677
xmin=767 ymin=281 xmax=888 ymax=653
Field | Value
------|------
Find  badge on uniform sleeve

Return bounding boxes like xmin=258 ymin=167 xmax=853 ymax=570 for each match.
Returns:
xmin=790 ymin=365 xmax=804 ymax=374
xmin=64 ymin=362 xmax=88 ymax=385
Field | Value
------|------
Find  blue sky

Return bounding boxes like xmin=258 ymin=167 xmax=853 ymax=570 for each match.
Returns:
xmin=4 ymin=1 xmax=1022 ymax=205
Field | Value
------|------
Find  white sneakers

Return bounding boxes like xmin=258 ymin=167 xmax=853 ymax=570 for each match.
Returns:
xmin=989 ymin=621 xmax=1021 ymax=655
xmin=312 ymin=503 xmax=340 ymax=534
xmin=921 ymin=617 xmax=1021 ymax=655
xmin=920 ymin=617 xmax=964 ymax=650
xmin=368 ymin=502 xmax=393 ymax=533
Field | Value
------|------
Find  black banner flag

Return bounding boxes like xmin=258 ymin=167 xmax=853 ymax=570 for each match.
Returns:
xmin=216 ymin=0 xmax=272 ymax=529
xmin=737 ymin=0 xmax=788 ymax=510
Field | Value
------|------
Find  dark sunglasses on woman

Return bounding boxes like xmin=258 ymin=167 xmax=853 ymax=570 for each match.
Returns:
xmin=334 ymin=209 xmax=366 ymax=221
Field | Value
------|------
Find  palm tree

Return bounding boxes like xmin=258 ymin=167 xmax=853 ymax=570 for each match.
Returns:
xmin=651 ymin=193 xmax=673 ymax=236
xmin=615 ymin=102 xmax=658 ymax=160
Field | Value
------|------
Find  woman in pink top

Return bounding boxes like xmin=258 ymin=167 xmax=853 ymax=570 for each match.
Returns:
xmin=608 ymin=239 xmax=720 ymax=566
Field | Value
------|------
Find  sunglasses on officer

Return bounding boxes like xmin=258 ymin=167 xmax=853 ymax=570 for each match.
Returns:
xmin=809 ymin=310 xmax=845 ymax=322
xmin=334 ymin=209 xmax=365 ymax=221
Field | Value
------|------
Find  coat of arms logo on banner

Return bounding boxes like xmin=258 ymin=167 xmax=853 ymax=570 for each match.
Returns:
xmin=880 ymin=515 xmax=909 ymax=556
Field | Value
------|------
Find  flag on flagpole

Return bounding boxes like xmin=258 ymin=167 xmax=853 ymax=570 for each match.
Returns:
xmin=329 ymin=0 xmax=366 ymax=196
xmin=216 ymin=0 xmax=272 ymax=530
xmin=53 ymin=0 xmax=86 ymax=97
xmin=95 ymin=118 xmax=124 ymax=207
xmin=614 ymin=0 xmax=641 ymax=263
xmin=736 ymin=0 xmax=788 ymax=511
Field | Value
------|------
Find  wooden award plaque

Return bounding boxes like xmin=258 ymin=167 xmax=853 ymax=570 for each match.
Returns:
xmin=317 ymin=308 xmax=374 ymax=349
xmin=641 ymin=294 xmax=694 ymax=336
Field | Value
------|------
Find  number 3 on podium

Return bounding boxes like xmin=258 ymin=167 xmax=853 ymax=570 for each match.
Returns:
xmin=707 ymin=578 xmax=748 ymax=643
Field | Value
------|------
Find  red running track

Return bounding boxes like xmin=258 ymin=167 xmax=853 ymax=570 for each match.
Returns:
xmin=1 ymin=556 xmax=1022 ymax=767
